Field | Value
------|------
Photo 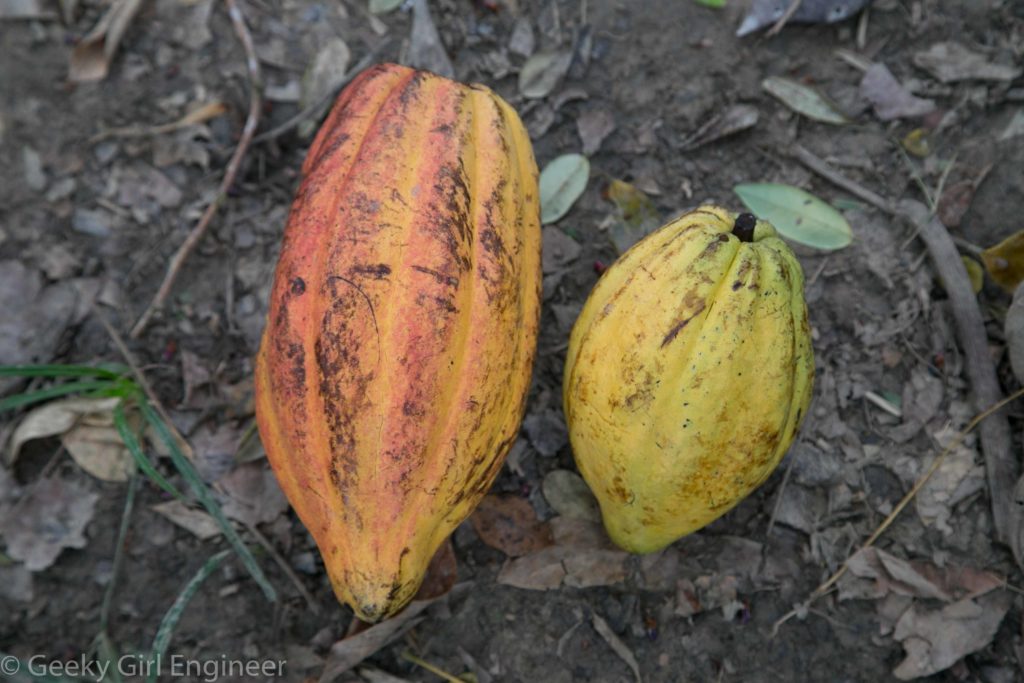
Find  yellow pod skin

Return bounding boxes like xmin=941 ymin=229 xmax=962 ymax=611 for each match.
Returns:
xmin=563 ymin=206 xmax=814 ymax=554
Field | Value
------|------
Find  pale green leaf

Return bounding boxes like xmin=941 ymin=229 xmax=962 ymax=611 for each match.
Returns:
xmin=368 ymin=0 xmax=403 ymax=14
xmin=734 ymin=183 xmax=853 ymax=250
xmin=694 ymin=0 xmax=725 ymax=6
xmin=762 ymin=76 xmax=848 ymax=125
xmin=539 ymin=154 xmax=589 ymax=224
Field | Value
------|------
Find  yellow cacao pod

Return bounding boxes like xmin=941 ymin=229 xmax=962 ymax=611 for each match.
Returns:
xmin=563 ymin=206 xmax=813 ymax=554
xmin=255 ymin=64 xmax=541 ymax=621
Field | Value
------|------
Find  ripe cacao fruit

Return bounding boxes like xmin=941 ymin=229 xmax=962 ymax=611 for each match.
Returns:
xmin=255 ymin=64 xmax=541 ymax=621
xmin=563 ymin=207 xmax=813 ymax=554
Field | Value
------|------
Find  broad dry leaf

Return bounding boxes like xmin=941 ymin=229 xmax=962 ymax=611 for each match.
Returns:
xmin=470 ymin=494 xmax=553 ymax=557
xmin=916 ymin=425 xmax=984 ymax=534
xmin=0 ymin=477 xmax=99 ymax=571
xmin=913 ymin=42 xmax=1023 ymax=83
xmin=860 ymin=63 xmax=935 ymax=121
xmin=576 ymin=108 xmax=616 ymax=155
xmin=407 ymin=0 xmax=453 ymax=79
xmin=9 ymin=396 xmax=120 ymax=465
xmin=63 ymin=422 xmax=135 ymax=482
xmin=301 ymin=38 xmax=352 ymax=111
xmin=69 ymin=0 xmax=143 ymax=82
xmin=840 ymin=547 xmax=1003 ymax=603
xmin=319 ymin=597 xmax=440 ymax=683
xmin=151 ymin=500 xmax=221 ymax=540
xmin=892 ymin=591 xmax=1011 ymax=679
xmin=541 ymin=469 xmax=600 ymax=522
xmin=497 ymin=516 xmax=627 ymax=590
xmin=217 ymin=463 xmax=289 ymax=527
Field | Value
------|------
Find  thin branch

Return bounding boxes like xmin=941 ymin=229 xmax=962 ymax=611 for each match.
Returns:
xmin=131 ymin=0 xmax=262 ymax=338
xmin=793 ymin=145 xmax=895 ymax=213
xmin=766 ymin=0 xmax=804 ymax=36
xmin=242 ymin=520 xmax=321 ymax=614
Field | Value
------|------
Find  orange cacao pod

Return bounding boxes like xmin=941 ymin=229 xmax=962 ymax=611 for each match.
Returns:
xmin=255 ymin=64 xmax=541 ymax=621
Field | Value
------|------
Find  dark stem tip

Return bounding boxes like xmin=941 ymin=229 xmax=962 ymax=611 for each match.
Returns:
xmin=732 ymin=213 xmax=757 ymax=242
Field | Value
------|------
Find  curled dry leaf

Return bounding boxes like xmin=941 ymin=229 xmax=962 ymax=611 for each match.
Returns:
xmin=63 ymin=421 xmax=135 ymax=483
xmin=69 ymin=0 xmax=143 ymax=82
xmin=9 ymin=396 xmax=120 ymax=465
xmin=217 ymin=462 xmax=289 ymax=527
xmin=860 ymin=63 xmax=935 ymax=121
xmin=839 ymin=547 xmax=1003 ymax=603
xmin=519 ymin=51 xmax=573 ymax=99
xmin=0 ymin=477 xmax=100 ymax=571
xmin=892 ymin=591 xmax=1012 ymax=680
xmin=318 ymin=596 xmax=441 ymax=683
xmin=576 ymin=108 xmax=616 ymax=155
xmin=679 ymin=104 xmax=759 ymax=151
xmin=150 ymin=500 xmax=222 ymax=540
xmin=913 ymin=42 xmax=1023 ymax=83
xmin=470 ymin=494 xmax=553 ymax=557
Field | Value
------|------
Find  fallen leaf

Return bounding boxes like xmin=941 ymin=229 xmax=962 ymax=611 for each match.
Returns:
xmin=981 ymin=230 xmax=1024 ymax=292
xmin=496 ymin=545 xmax=568 ymax=590
xmin=319 ymin=597 xmax=440 ymax=682
xmin=0 ymin=261 xmax=80 ymax=394
xmin=604 ymin=178 xmax=661 ymax=254
xmin=916 ymin=425 xmax=985 ymax=533
xmin=1005 ymin=283 xmax=1024 ymax=385
xmin=69 ymin=0 xmax=143 ymax=82
xmin=679 ymin=104 xmax=759 ymax=151
xmin=368 ymin=0 xmax=403 ymax=14
xmin=497 ymin=516 xmax=627 ymax=590
xmin=840 ymin=547 xmax=1003 ymax=603
xmin=563 ymin=550 xmax=629 ymax=588
xmin=412 ymin=538 xmax=457 ymax=601
xmin=860 ymin=63 xmax=935 ymax=121
xmin=592 ymin=613 xmax=641 ymax=683
xmin=999 ymin=109 xmax=1024 ymax=141
xmin=63 ymin=422 xmax=135 ymax=482
xmin=902 ymin=128 xmax=931 ymax=157
xmin=0 ymin=477 xmax=99 ymax=571
xmin=217 ymin=463 xmax=289 ymax=527
xmin=180 ymin=349 xmax=212 ymax=406
xmin=301 ymin=38 xmax=352 ymax=111
xmin=407 ymin=0 xmax=453 ymax=79
xmin=737 ymin=0 xmax=870 ymax=36
xmin=762 ymin=76 xmax=848 ymax=125
xmin=937 ymin=180 xmax=976 ymax=229
xmin=190 ymin=423 xmax=244 ymax=482
xmin=576 ymin=108 xmax=616 ymax=155
xmin=151 ymin=500 xmax=221 ymax=540
xmin=521 ymin=408 xmax=569 ymax=456
xmin=508 ymin=17 xmax=535 ymax=57
xmin=913 ymin=42 xmax=1023 ymax=83
xmin=470 ymin=495 xmax=553 ymax=557
xmin=9 ymin=396 xmax=121 ymax=466
xmin=694 ymin=0 xmax=725 ymax=6
xmin=541 ymin=227 xmax=582 ymax=274
xmin=541 ymin=469 xmax=600 ymax=522
xmin=892 ymin=591 xmax=1011 ymax=679
xmin=733 ymin=183 xmax=853 ymax=250
xmin=519 ymin=51 xmax=573 ymax=99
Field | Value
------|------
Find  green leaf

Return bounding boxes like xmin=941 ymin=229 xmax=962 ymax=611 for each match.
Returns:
xmin=0 ymin=364 xmax=126 ymax=379
xmin=140 ymin=402 xmax=277 ymax=603
xmin=0 ymin=379 xmax=120 ymax=412
xmin=539 ymin=154 xmax=589 ymax=224
xmin=368 ymin=0 xmax=403 ymax=14
xmin=733 ymin=183 xmax=853 ymax=250
xmin=147 ymin=550 xmax=231 ymax=683
xmin=113 ymin=403 xmax=185 ymax=502
xmin=694 ymin=0 xmax=725 ymax=6
xmin=762 ymin=76 xmax=848 ymax=125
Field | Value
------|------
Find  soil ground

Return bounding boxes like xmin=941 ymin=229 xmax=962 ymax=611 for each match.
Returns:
xmin=2 ymin=1 xmax=1024 ymax=682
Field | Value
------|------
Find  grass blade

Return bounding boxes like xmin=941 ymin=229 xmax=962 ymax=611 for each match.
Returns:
xmin=0 ymin=363 xmax=127 ymax=380
xmin=113 ymin=403 xmax=185 ymax=502
xmin=146 ymin=549 xmax=231 ymax=683
xmin=140 ymin=401 xmax=277 ymax=602
xmin=0 ymin=379 xmax=120 ymax=412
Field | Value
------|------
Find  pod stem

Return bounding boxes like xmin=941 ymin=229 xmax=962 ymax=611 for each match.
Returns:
xmin=732 ymin=213 xmax=756 ymax=242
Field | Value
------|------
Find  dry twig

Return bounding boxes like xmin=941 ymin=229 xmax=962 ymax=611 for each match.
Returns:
xmin=131 ymin=0 xmax=262 ymax=338
xmin=766 ymin=0 xmax=804 ymax=36
xmin=793 ymin=145 xmax=894 ymax=213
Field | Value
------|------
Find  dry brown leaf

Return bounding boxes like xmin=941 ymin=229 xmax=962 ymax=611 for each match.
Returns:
xmin=318 ymin=597 xmax=441 ymax=683
xmin=9 ymin=396 xmax=120 ymax=465
xmin=217 ymin=463 xmax=289 ymax=527
xmin=840 ymin=547 xmax=1003 ymax=603
xmin=0 ymin=477 xmax=99 ymax=571
xmin=470 ymin=494 xmax=553 ymax=557
xmin=541 ymin=469 xmax=600 ymax=522
xmin=69 ymin=0 xmax=143 ymax=82
xmin=150 ymin=500 xmax=221 ymax=540
xmin=860 ymin=63 xmax=935 ymax=121
xmin=63 ymin=422 xmax=135 ymax=482
xmin=576 ymin=108 xmax=616 ymax=155
xmin=407 ymin=0 xmax=453 ymax=79
xmin=913 ymin=42 xmax=1023 ymax=83
xmin=591 ymin=613 xmax=642 ymax=683
xmin=892 ymin=591 xmax=1012 ymax=679
xmin=679 ymin=104 xmax=759 ymax=151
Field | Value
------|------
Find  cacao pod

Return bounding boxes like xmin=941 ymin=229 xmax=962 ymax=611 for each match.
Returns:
xmin=563 ymin=207 xmax=813 ymax=553
xmin=255 ymin=64 xmax=541 ymax=621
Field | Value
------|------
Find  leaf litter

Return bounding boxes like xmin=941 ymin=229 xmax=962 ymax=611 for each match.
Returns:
xmin=0 ymin=477 xmax=99 ymax=571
